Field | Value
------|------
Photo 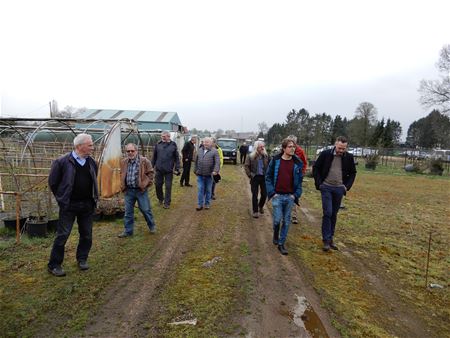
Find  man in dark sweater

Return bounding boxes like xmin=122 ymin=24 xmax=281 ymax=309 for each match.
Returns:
xmin=265 ymin=138 xmax=303 ymax=255
xmin=313 ymin=136 xmax=357 ymax=252
xmin=151 ymin=131 xmax=181 ymax=209
xmin=47 ymin=134 xmax=98 ymax=276
xmin=180 ymin=135 xmax=197 ymax=187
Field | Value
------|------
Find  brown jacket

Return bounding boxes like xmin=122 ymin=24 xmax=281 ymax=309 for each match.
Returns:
xmin=244 ymin=153 xmax=269 ymax=178
xmin=120 ymin=155 xmax=154 ymax=192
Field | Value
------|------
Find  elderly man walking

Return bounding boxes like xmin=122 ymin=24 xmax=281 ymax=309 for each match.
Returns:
xmin=313 ymin=136 xmax=357 ymax=252
xmin=151 ymin=131 xmax=180 ymax=209
xmin=47 ymin=134 xmax=98 ymax=276
xmin=180 ymin=135 xmax=197 ymax=187
xmin=118 ymin=143 xmax=156 ymax=237
xmin=194 ymin=137 xmax=220 ymax=210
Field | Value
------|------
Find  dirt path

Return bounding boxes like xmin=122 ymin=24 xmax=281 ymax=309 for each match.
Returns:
xmin=78 ymin=166 xmax=341 ymax=338
xmin=238 ymin=168 xmax=340 ymax=338
xmin=82 ymin=192 xmax=201 ymax=337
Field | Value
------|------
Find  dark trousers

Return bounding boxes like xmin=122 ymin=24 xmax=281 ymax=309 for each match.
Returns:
xmin=250 ymin=175 xmax=267 ymax=212
xmin=180 ymin=160 xmax=192 ymax=185
xmin=155 ymin=170 xmax=173 ymax=206
xmin=48 ymin=200 xmax=94 ymax=268
xmin=320 ymin=184 xmax=345 ymax=242
xmin=240 ymin=152 xmax=247 ymax=164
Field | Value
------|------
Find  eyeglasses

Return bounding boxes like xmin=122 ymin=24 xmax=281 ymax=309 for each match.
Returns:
xmin=126 ymin=150 xmax=136 ymax=153
xmin=286 ymin=145 xmax=295 ymax=148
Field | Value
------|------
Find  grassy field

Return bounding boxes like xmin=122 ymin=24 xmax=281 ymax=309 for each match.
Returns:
xmin=290 ymin=167 xmax=450 ymax=337
xmin=1 ymin=164 xmax=449 ymax=337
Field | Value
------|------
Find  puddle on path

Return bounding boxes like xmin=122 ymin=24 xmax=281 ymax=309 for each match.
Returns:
xmin=293 ymin=294 xmax=330 ymax=338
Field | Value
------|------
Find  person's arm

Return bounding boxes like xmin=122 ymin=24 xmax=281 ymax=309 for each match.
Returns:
xmin=244 ymin=156 xmax=252 ymax=178
xmin=151 ymin=144 xmax=157 ymax=168
xmin=173 ymin=143 xmax=181 ymax=172
xmin=265 ymin=159 xmax=276 ymax=199
xmin=312 ymin=152 xmax=325 ymax=190
xmin=145 ymin=159 xmax=154 ymax=186
xmin=212 ymin=150 xmax=220 ymax=174
xmin=48 ymin=158 xmax=62 ymax=196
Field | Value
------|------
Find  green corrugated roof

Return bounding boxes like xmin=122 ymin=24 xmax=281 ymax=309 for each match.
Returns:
xmin=78 ymin=109 xmax=181 ymax=125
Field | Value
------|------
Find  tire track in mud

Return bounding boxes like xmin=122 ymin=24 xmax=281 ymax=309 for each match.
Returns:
xmin=238 ymin=167 xmax=340 ymax=338
xmin=81 ymin=189 xmax=201 ymax=338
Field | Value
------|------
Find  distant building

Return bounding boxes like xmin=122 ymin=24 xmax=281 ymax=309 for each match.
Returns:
xmin=76 ymin=109 xmax=184 ymax=132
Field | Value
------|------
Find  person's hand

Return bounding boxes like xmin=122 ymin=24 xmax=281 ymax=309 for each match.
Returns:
xmin=212 ymin=171 xmax=217 ymax=176
xmin=290 ymin=194 xmax=295 ymax=200
xmin=174 ymin=170 xmax=181 ymax=176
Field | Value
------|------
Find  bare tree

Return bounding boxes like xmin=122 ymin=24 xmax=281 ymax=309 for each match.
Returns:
xmin=257 ymin=121 xmax=269 ymax=135
xmin=353 ymin=102 xmax=378 ymax=146
xmin=419 ymin=44 xmax=450 ymax=114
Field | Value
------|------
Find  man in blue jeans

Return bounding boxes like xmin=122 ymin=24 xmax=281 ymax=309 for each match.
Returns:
xmin=313 ymin=136 xmax=357 ymax=251
xmin=118 ymin=143 xmax=156 ymax=237
xmin=194 ymin=137 xmax=220 ymax=210
xmin=266 ymin=138 xmax=303 ymax=255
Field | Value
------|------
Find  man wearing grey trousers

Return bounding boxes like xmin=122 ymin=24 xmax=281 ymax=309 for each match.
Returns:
xmin=151 ymin=131 xmax=180 ymax=209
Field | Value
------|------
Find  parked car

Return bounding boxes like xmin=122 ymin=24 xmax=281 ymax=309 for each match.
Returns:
xmin=217 ymin=138 xmax=238 ymax=164
xmin=348 ymin=148 xmax=378 ymax=157
xmin=316 ymin=145 xmax=334 ymax=155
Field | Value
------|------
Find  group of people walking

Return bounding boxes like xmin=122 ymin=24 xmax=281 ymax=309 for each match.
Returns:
xmin=46 ymin=132 xmax=356 ymax=276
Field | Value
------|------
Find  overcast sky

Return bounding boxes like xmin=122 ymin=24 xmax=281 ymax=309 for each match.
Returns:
xmin=1 ymin=0 xmax=449 ymax=139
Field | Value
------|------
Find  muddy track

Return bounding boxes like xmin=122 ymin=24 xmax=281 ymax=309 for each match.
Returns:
xmin=238 ymin=168 xmax=340 ymax=338
xmin=81 ymin=189 xmax=200 ymax=338
xmin=299 ymin=201 xmax=433 ymax=338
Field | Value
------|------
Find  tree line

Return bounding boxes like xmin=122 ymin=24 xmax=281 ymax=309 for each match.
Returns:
xmin=265 ymin=102 xmax=402 ymax=148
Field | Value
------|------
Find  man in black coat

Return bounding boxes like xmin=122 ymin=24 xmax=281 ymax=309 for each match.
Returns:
xmin=47 ymin=133 xmax=98 ymax=276
xmin=180 ymin=135 xmax=197 ymax=187
xmin=239 ymin=142 xmax=249 ymax=164
xmin=313 ymin=136 xmax=357 ymax=252
xmin=151 ymin=131 xmax=181 ymax=208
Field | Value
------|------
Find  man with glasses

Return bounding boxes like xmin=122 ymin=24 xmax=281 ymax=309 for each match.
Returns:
xmin=118 ymin=143 xmax=156 ymax=237
xmin=266 ymin=138 xmax=303 ymax=255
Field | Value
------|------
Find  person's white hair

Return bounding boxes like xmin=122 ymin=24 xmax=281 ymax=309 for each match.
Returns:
xmin=249 ymin=140 xmax=267 ymax=159
xmin=287 ymin=135 xmax=298 ymax=143
xmin=161 ymin=130 xmax=170 ymax=136
xmin=73 ymin=133 xmax=93 ymax=147
xmin=125 ymin=143 xmax=138 ymax=151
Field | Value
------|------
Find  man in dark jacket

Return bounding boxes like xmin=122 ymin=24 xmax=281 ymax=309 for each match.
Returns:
xmin=266 ymin=138 xmax=303 ymax=255
xmin=313 ymin=136 xmax=357 ymax=252
xmin=180 ymin=135 xmax=197 ymax=187
xmin=151 ymin=131 xmax=181 ymax=209
xmin=239 ymin=143 xmax=249 ymax=164
xmin=47 ymin=134 xmax=98 ymax=277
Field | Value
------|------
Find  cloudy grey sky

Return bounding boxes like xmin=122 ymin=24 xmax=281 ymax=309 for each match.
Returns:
xmin=1 ymin=0 xmax=449 ymax=139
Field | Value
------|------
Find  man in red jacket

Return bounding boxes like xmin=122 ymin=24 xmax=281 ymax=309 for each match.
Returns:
xmin=287 ymin=135 xmax=307 ymax=224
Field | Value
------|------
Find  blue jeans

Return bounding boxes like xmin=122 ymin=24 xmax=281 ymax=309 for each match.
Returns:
xmin=271 ymin=194 xmax=295 ymax=245
xmin=124 ymin=188 xmax=156 ymax=234
xmin=197 ymin=175 xmax=213 ymax=207
xmin=320 ymin=184 xmax=345 ymax=242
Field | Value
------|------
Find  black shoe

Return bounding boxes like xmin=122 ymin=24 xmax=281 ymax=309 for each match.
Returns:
xmin=185 ymin=184 xmax=193 ymax=187
xmin=329 ymin=242 xmax=339 ymax=251
xmin=211 ymin=196 xmax=216 ymax=200
xmin=259 ymin=207 xmax=264 ymax=214
xmin=78 ymin=260 xmax=89 ymax=271
xmin=196 ymin=206 xmax=203 ymax=211
xmin=48 ymin=265 xmax=66 ymax=277
xmin=118 ymin=232 xmax=132 ymax=238
xmin=273 ymin=238 xmax=278 ymax=245
xmin=278 ymin=244 xmax=288 ymax=255
xmin=322 ymin=242 xmax=331 ymax=252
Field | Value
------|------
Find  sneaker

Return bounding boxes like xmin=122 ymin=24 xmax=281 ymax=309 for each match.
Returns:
xmin=48 ymin=265 xmax=66 ymax=277
xmin=118 ymin=232 xmax=132 ymax=238
xmin=292 ymin=217 xmax=298 ymax=224
xmin=278 ymin=244 xmax=288 ymax=255
xmin=322 ymin=242 xmax=331 ymax=252
xmin=149 ymin=227 xmax=156 ymax=234
xmin=259 ymin=207 xmax=264 ymax=214
xmin=252 ymin=212 xmax=259 ymax=218
xmin=78 ymin=260 xmax=89 ymax=271
xmin=163 ymin=204 xmax=170 ymax=209
xmin=204 ymin=205 xmax=210 ymax=210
